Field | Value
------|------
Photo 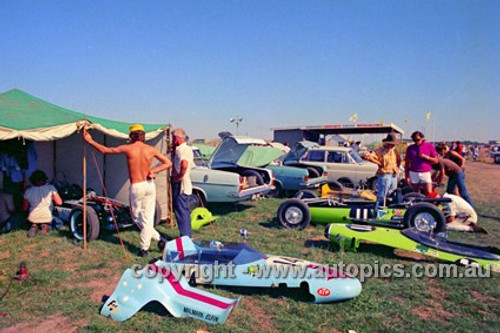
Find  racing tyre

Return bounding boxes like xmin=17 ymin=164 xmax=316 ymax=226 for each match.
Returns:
xmin=403 ymin=202 xmax=446 ymax=233
xmin=294 ymin=190 xmax=318 ymax=199
xmin=242 ymin=170 xmax=265 ymax=186
xmin=338 ymin=177 xmax=355 ymax=189
xmin=277 ymin=199 xmax=311 ymax=230
xmin=306 ymin=167 xmax=321 ymax=178
xmin=327 ymin=180 xmax=345 ymax=192
xmin=495 ymin=156 xmax=500 ymax=164
xmin=70 ymin=205 xmax=100 ymax=241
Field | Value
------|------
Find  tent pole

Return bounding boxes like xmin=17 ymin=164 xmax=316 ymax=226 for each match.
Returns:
xmin=167 ymin=128 xmax=173 ymax=227
xmin=52 ymin=141 xmax=56 ymax=181
xmin=82 ymin=124 xmax=87 ymax=250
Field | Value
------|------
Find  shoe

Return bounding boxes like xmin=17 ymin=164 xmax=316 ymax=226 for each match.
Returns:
xmin=470 ymin=223 xmax=489 ymax=234
xmin=39 ymin=224 xmax=50 ymax=236
xmin=139 ymin=249 xmax=149 ymax=258
xmin=27 ymin=224 xmax=38 ymax=238
xmin=158 ymin=237 xmax=168 ymax=252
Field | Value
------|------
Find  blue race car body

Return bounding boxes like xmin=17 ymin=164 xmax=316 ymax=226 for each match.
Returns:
xmin=162 ymin=237 xmax=362 ymax=303
xmin=101 ymin=262 xmax=240 ymax=324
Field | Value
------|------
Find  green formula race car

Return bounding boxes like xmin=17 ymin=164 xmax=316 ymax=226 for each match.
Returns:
xmin=277 ymin=196 xmax=447 ymax=233
xmin=325 ymin=223 xmax=500 ymax=272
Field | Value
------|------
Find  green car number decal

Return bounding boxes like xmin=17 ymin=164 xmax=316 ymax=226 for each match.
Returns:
xmin=415 ymin=244 xmax=439 ymax=257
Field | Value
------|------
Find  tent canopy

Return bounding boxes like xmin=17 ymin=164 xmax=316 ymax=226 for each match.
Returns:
xmin=0 ymin=89 xmax=169 ymax=141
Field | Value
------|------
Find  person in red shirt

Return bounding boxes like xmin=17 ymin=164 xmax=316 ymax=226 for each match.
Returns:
xmin=454 ymin=141 xmax=464 ymax=157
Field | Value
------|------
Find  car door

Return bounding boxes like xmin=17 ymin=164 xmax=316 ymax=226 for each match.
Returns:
xmin=324 ymin=150 xmax=357 ymax=182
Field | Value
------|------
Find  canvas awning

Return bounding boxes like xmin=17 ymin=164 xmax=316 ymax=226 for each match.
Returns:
xmin=0 ymin=89 xmax=169 ymax=141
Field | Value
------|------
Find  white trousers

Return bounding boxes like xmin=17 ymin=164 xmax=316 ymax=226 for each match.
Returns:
xmin=129 ymin=180 xmax=160 ymax=250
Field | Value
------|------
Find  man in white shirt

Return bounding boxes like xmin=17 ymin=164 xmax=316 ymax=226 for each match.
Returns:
xmin=23 ymin=170 xmax=63 ymax=237
xmin=171 ymin=128 xmax=194 ymax=238
xmin=441 ymin=193 xmax=486 ymax=232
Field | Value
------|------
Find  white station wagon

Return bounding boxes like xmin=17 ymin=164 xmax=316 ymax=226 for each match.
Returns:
xmin=283 ymin=141 xmax=378 ymax=190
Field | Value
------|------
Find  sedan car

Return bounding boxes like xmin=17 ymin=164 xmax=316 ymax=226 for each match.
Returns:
xmin=188 ymin=140 xmax=276 ymax=209
xmin=283 ymin=141 xmax=378 ymax=190
xmin=208 ymin=136 xmax=327 ymax=197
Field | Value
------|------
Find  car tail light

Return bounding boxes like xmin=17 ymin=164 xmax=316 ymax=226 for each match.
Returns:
xmin=304 ymin=176 xmax=310 ymax=182
xmin=239 ymin=176 xmax=249 ymax=191
xmin=323 ymin=171 xmax=328 ymax=177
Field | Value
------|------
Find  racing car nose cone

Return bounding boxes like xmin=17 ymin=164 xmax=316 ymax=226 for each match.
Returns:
xmin=340 ymin=278 xmax=362 ymax=300
xmin=313 ymin=277 xmax=362 ymax=303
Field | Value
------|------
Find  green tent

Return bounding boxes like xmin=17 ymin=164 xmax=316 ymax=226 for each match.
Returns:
xmin=0 ymin=89 xmax=169 ymax=141
xmin=0 ymin=89 xmax=171 ymax=219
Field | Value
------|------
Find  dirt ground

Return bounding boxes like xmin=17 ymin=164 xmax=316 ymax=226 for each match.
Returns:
xmin=464 ymin=161 xmax=500 ymax=207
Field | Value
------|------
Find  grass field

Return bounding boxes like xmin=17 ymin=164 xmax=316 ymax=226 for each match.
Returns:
xmin=0 ymin=162 xmax=499 ymax=333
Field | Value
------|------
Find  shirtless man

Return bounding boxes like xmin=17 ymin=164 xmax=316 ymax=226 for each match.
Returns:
xmin=84 ymin=124 xmax=172 ymax=257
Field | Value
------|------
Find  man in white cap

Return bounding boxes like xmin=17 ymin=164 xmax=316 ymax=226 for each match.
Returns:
xmin=84 ymin=124 xmax=172 ymax=257
xmin=364 ymin=132 xmax=402 ymax=211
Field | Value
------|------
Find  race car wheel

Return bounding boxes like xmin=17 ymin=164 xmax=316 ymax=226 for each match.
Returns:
xmin=403 ymin=203 xmax=446 ymax=233
xmin=338 ymin=177 xmax=355 ymax=189
xmin=294 ymin=190 xmax=318 ymax=199
xmin=327 ymin=180 xmax=344 ymax=192
xmin=277 ymin=199 xmax=311 ymax=230
xmin=70 ymin=205 xmax=100 ymax=241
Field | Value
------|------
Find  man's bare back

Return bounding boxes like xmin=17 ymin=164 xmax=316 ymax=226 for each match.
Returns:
xmin=83 ymin=132 xmax=171 ymax=184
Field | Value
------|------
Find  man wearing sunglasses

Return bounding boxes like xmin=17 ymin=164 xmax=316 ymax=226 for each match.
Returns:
xmin=404 ymin=131 xmax=438 ymax=195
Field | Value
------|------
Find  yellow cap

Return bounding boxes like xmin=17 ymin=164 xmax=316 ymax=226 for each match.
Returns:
xmin=129 ymin=124 xmax=144 ymax=133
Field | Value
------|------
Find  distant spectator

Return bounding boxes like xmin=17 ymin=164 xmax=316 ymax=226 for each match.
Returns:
xmin=454 ymin=141 xmax=464 ymax=156
xmin=436 ymin=143 xmax=465 ymax=170
xmin=405 ymin=131 xmax=438 ymax=195
xmin=23 ymin=170 xmax=62 ymax=237
xmin=462 ymin=145 xmax=469 ymax=158
xmin=352 ymin=141 xmax=362 ymax=152
xmin=470 ymin=145 xmax=478 ymax=162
